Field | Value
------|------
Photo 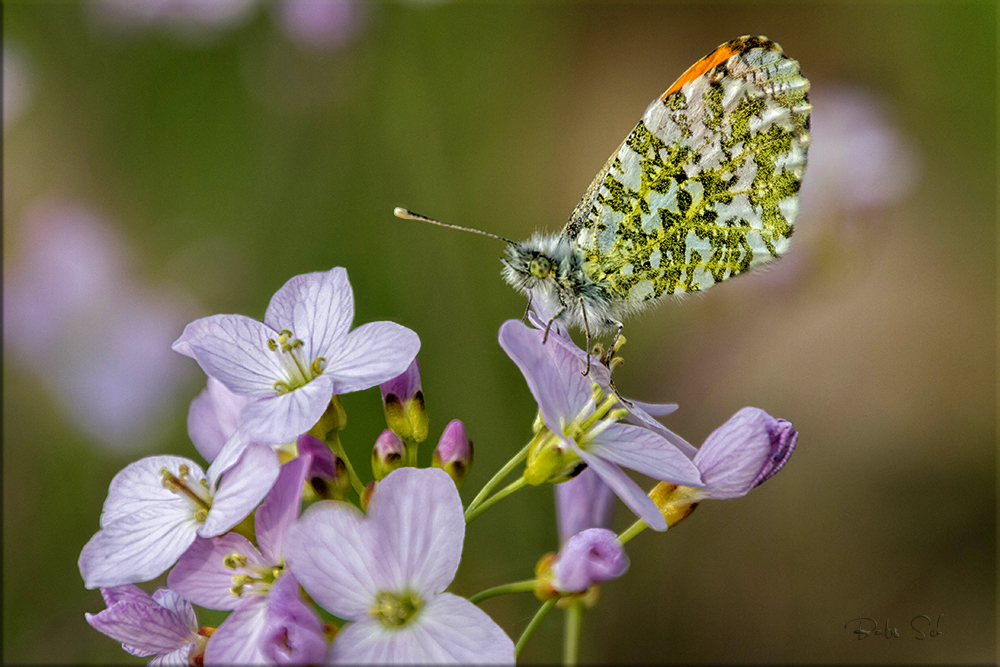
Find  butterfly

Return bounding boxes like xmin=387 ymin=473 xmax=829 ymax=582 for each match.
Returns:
xmin=398 ymin=35 xmax=811 ymax=358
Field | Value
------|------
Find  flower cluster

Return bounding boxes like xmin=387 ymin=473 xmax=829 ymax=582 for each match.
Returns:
xmin=80 ymin=266 xmax=797 ymax=665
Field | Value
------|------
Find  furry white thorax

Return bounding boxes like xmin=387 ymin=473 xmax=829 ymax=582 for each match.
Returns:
xmin=501 ymin=234 xmax=624 ymax=335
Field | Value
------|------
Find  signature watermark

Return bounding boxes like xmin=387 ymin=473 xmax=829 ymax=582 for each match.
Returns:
xmin=844 ymin=615 xmax=944 ymax=640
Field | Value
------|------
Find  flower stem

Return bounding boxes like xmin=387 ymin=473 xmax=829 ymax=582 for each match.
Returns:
xmin=563 ymin=600 xmax=584 ymax=665
xmin=464 ymin=439 xmax=533 ymax=519
xmin=515 ymin=598 xmax=557 ymax=660
xmin=464 ymin=476 xmax=527 ymax=524
xmin=467 ymin=579 xmax=537 ymax=605
xmin=325 ymin=433 xmax=366 ymax=497
xmin=617 ymin=518 xmax=648 ymax=545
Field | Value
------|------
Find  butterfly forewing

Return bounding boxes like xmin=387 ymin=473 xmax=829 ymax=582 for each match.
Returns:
xmin=563 ymin=36 xmax=811 ymax=304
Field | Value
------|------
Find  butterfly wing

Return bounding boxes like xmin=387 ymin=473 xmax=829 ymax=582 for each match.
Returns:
xmin=563 ymin=36 xmax=811 ymax=303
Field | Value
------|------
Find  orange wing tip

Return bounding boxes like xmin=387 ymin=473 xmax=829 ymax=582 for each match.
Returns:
xmin=661 ymin=35 xmax=782 ymax=99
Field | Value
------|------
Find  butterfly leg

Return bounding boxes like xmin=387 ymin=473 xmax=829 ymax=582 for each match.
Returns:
xmin=579 ymin=296 xmax=593 ymax=377
xmin=521 ymin=295 xmax=533 ymax=324
xmin=543 ymin=302 xmax=566 ymax=344
xmin=606 ymin=320 xmax=625 ymax=365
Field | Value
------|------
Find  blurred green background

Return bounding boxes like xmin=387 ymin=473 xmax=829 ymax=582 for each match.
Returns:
xmin=3 ymin=1 xmax=995 ymax=664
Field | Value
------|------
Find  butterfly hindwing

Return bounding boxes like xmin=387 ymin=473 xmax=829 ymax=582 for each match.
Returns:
xmin=563 ymin=36 xmax=811 ymax=305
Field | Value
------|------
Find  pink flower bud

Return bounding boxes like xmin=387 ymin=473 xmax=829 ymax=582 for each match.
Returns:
xmin=432 ymin=420 xmax=473 ymax=489
xmin=380 ymin=357 xmax=428 ymax=443
xmin=372 ymin=429 xmax=405 ymax=481
xmin=551 ymin=528 xmax=629 ymax=593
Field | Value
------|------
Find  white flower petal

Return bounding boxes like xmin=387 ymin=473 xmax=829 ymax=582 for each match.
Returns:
xmin=168 ymin=534 xmax=268 ymax=611
xmin=187 ymin=377 xmax=249 ymax=463
xmin=201 ymin=443 xmax=280 ymax=537
xmin=329 ymin=594 xmax=514 ymax=664
xmin=80 ymin=508 xmax=198 ymax=588
xmin=285 ymin=500 xmax=378 ymax=619
xmin=255 ymin=455 xmax=310 ymax=564
xmin=367 ymin=468 xmax=464 ymax=594
xmin=172 ymin=314 xmax=284 ymax=396
xmin=203 ymin=597 xmax=269 ymax=666
xmin=326 ymin=321 xmax=420 ymax=394
xmin=150 ymin=589 xmax=198 ymax=631
xmin=237 ymin=375 xmax=336 ymax=445
xmin=85 ymin=596 xmax=198 ymax=655
xmin=574 ymin=448 xmax=667 ymax=531
xmin=589 ymin=423 xmax=702 ymax=487
xmin=100 ymin=456 xmax=204 ymax=527
xmin=263 ymin=267 xmax=354 ymax=361
xmin=149 ymin=644 xmax=198 ymax=667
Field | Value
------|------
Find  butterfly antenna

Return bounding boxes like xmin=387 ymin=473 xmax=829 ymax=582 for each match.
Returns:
xmin=393 ymin=208 xmax=515 ymax=244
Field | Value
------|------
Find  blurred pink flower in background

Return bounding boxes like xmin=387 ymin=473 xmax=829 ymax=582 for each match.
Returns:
xmin=278 ymin=0 xmax=364 ymax=51
xmin=89 ymin=0 xmax=257 ymax=40
xmin=3 ymin=44 xmax=31 ymax=130
xmin=90 ymin=0 xmax=364 ymax=50
xmin=801 ymin=83 xmax=921 ymax=215
xmin=4 ymin=200 xmax=197 ymax=451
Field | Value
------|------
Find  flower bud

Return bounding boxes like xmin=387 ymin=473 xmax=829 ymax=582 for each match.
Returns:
xmin=431 ymin=420 xmax=473 ymax=489
xmin=692 ymin=407 xmax=798 ymax=500
xmin=551 ymin=528 xmax=629 ymax=594
xmin=648 ymin=482 xmax=699 ymax=528
xmin=371 ymin=430 xmax=405 ymax=481
xmin=380 ymin=357 xmax=428 ymax=443
xmin=297 ymin=434 xmax=350 ymax=501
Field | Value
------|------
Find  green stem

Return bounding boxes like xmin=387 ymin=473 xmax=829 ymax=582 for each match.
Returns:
xmin=515 ymin=598 xmax=557 ymax=660
xmin=464 ymin=439 xmax=533 ymax=519
xmin=467 ymin=579 xmax=537 ymax=605
xmin=563 ymin=600 xmax=584 ymax=665
xmin=617 ymin=518 xmax=648 ymax=545
xmin=464 ymin=476 xmax=527 ymax=524
xmin=326 ymin=434 xmax=366 ymax=497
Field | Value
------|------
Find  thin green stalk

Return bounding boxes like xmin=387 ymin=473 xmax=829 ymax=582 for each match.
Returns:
xmin=617 ymin=518 xmax=648 ymax=545
xmin=326 ymin=434 xmax=366 ymax=497
xmin=563 ymin=600 xmax=584 ymax=665
xmin=515 ymin=598 xmax=558 ymax=660
xmin=464 ymin=476 xmax=527 ymax=524
xmin=464 ymin=438 xmax=534 ymax=519
xmin=468 ymin=579 xmax=537 ymax=605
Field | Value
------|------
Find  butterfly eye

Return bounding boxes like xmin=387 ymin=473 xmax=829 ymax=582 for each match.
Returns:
xmin=529 ymin=257 xmax=552 ymax=279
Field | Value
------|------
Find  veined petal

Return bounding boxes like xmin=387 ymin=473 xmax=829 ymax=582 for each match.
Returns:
xmin=100 ymin=456 xmax=205 ymax=528
xmin=588 ymin=423 xmax=703 ymax=487
xmin=285 ymin=500 xmax=378 ymax=619
xmin=202 ymin=596 xmax=268 ymax=666
xmin=237 ymin=375 xmax=336 ymax=445
xmin=264 ymin=267 xmax=354 ymax=362
xmin=149 ymin=644 xmax=198 ymax=667
xmin=85 ymin=596 xmax=198 ymax=655
xmin=622 ymin=408 xmax=698 ymax=459
xmin=328 ymin=593 xmax=515 ymax=664
xmin=574 ymin=448 xmax=667 ymax=531
xmin=188 ymin=378 xmax=250 ymax=463
xmin=172 ymin=315 xmax=284 ymax=397
xmin=80 ymin=508 xmax=198 ymax=588
xmin=201 ymin=443 xmax=280 ymax=537
xmin=326 ymin=321 xmax=421 ymax=395
xmin=367 ymin=468 xmax=464 ymax=595
xmin=498 ymin=320 xmax=585 ymax=435
xmin=255 ymin=455 xmax=310 ymax=564
xmin=151 ymin=589 xmax=199 ymax=632
xmin=206 ymin=430 xmax=250 ymax=486
xmin=260 ymin=573 xmax=327 ymax=665
xmin=168 ymin=534 xmax=268 ymax=611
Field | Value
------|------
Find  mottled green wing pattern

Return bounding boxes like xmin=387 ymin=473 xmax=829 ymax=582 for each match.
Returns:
xmin=564 ymin=36 xmax=811 ymax=303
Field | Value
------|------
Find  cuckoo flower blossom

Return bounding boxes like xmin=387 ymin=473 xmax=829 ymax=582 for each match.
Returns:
xmin=85 ymin=585 xmax=209 ymax=665
xmin=555 ymin=467 xmax=615 ymax=544
xmin=499 ymin=320 xmax=702 ymax=531
xmin=286 ymin=467 xmax=515 ymax=664
xmin=173 ymin=267 xmax=420 ymax=445
xmin=79 ymin=445 xmax=280 ymax=589
xmin=168 ymin=455 xmax=325 ymax=665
